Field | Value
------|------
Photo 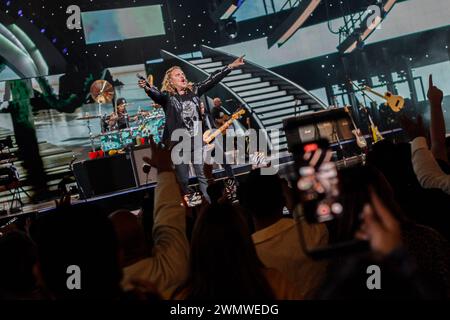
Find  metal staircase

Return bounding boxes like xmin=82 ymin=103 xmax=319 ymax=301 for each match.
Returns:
xmin=160 ymin=45 xmax=327 ymax=152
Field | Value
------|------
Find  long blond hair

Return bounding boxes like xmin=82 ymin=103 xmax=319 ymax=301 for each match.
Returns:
xmin=161 ymin=66 xmax=194 ymax=95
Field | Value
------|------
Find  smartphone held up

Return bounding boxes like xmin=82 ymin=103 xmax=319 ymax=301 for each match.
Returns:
xmin=294 ymin=139 xmax=343 ymax=224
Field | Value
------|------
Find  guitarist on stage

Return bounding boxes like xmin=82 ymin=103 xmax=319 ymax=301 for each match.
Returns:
xmin=138 ymin=56 xmax=245 ymax=204
xmin=211 ymin=97 xmax=229 ymax=128
xmin=209 ymin=97 xmax=239 ymax=195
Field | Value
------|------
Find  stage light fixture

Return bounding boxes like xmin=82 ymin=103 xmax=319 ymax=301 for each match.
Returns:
xmin=267 ymin=0 xmax=322 ymax=48
xmin=224 ymin=18 xmax=238 ymax=39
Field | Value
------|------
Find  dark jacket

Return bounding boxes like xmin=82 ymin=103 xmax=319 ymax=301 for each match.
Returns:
xmin=144 ymin=66 xmax=232 ymax=143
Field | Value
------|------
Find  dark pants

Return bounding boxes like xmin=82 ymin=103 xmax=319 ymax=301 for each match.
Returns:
xmin=174 ymin=148 xmax=210 ymax=203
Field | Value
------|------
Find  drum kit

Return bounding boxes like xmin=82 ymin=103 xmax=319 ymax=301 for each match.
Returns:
xmin=77 ymin=80 xmax=165 ymax=155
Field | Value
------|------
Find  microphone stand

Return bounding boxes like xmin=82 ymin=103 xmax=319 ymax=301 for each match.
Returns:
xmin=349 ymin=80 xmax=377 ymax=109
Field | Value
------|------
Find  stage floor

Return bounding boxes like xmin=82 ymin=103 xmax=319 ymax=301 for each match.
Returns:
xmin=0 ymin=161 xmax=259 ymax=224
xmin=0 ymin=150 xmax=368 ymax=226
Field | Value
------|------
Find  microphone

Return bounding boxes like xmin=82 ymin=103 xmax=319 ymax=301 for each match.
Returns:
xmin=137 ymin=73 xmax=151 ymax=90
xmin=225 ymin=99 xmax=234 ymax=102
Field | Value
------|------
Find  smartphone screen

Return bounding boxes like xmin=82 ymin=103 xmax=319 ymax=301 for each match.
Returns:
xmin=294 ymin=139 xmax=343 ymax=224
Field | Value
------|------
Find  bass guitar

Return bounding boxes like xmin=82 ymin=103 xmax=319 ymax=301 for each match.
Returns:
xmin=363 ymin=85 xmax=404 ymax=112
xmin=203 ymin=108 xmax=246 ymax=144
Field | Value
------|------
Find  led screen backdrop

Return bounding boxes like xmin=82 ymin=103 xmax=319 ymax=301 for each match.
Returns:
xmin=221 ymin=0 xmax=450 ymax=68
xmin=81 ymin=5 xmax=166 ymax=44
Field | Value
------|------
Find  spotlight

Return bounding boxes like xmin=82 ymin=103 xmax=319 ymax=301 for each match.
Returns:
xmin=224 ymin=18 xmax=238 ymax=39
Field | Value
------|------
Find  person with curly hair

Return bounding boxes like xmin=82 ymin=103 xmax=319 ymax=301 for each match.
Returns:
xmin=138 ymin=56 xmax=245 ymax=203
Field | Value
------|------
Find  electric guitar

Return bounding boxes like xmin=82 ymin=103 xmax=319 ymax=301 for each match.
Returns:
xmin=203 ymin=108 xmax=246 ymax=144
xmin=343 ymin=105 xmax=368 ymax=149
xmin=363 ymin=85 xmax=405 ymax=112
xmin=361 ymin=105 xmax=384 ymax=143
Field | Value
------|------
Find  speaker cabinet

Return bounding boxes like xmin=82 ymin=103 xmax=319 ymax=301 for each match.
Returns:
xmin=130 ymin=145 xmax=158 ymax=186
xmin=73 ymin=153 xmax=137 ymax=198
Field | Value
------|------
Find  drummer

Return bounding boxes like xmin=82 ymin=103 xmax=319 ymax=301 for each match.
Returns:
xmin=108 ymin=97 xmax=131 ymax=130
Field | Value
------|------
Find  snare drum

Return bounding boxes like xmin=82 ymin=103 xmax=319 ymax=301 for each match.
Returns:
xmin=100 ymin=131 xmax=122 ymax=151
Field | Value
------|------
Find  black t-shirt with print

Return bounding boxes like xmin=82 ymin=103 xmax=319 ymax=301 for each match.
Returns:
xmin=177 ymin=91 xmax=200 ymax=137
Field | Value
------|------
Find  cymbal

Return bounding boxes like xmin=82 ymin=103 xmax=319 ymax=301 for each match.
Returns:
xmin=90 ymin=80 xmax=114 ymax=104
xmin=77 ymin=115 xmax=101 ymax=120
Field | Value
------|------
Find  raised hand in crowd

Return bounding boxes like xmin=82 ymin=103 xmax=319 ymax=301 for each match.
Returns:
xmin=428 ymin=74 xmax=444 ymax=107
xmin=142 ymin=135 xmax=173 ymax=173
xmin=427 ymin=74 xmax=448 ymax=162
xmin=54 ymin=193 xmax=71 ymax=209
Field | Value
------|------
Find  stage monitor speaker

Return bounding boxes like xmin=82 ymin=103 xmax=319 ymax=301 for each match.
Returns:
xmin=130 ymin=145 xmax=158 ymax=187
xmin=73 ymin=153 xmax=137 ymax=198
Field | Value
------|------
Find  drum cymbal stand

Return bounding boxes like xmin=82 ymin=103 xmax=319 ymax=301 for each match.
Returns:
xmin=331 ymin=121 xmax=347 ymax=166
xmin=86 ymin=117 xmax=95 ymax=152
xmin=98 ymin=102 xmax=103 ymax=119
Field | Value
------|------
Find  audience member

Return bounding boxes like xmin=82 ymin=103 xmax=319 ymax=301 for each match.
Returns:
xmin=0 ymin=231 xmax=41 ymax=299
xmin=317 ymin=189 xmax=442 ymax=299
xmin=329 ymin=165 xmax=450 ymax=298
xmin=117 ymin=137 xmax=190 ymax=298
xmin=400 ymin=75 xmax=450 ymax=195
xmin=368 ymin=140 xmax=450 ymax=241
xmin=109 ymin=209 xmax=149 ymax=268
xmin=238 ymin=169 xmax=329 ymax=298
xmin=31 ymin=204 xmax=124 ymax=299
xmin=174 ymin=202 xmax=301 ymax=300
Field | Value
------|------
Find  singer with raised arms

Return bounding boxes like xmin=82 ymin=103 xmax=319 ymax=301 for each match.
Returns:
xmin=138 ymin=55 xmax=245 ymax=204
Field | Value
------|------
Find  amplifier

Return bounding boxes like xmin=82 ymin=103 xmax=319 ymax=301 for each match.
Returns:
xmin=73 ymin=153 xmax=137 ymax=198
xmin=283 ymin=108 xmax=353 ymax=151
xmin=129 ymin=145 xmax=158 ymax=187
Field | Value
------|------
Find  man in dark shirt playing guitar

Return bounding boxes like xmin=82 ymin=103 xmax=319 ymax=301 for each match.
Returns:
xmin=208 ymin=97 xmax=242 ymax=201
